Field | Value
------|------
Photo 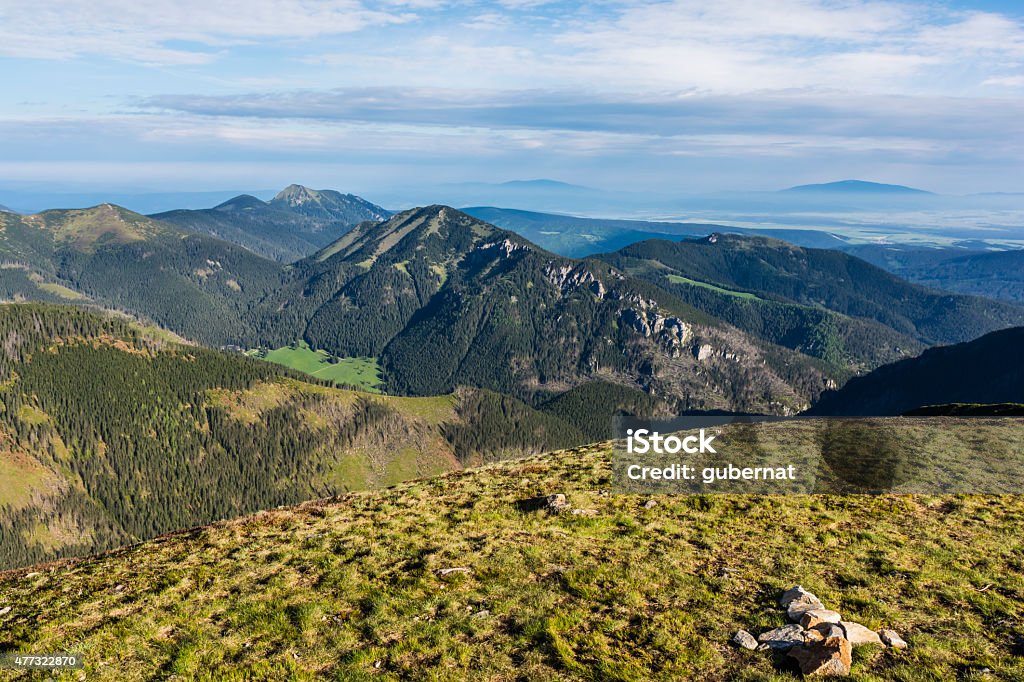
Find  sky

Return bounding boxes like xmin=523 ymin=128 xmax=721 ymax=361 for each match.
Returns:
xmin=1 ymin=0 xmax=1023 ymax=198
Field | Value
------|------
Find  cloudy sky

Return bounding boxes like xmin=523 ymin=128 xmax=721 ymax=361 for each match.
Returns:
xmin=2 ymin=0 xmax=1023 ymax=196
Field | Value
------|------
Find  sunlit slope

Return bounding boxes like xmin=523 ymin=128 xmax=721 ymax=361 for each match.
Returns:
xmin=1 ymin=440 xmax=1021 ymax=680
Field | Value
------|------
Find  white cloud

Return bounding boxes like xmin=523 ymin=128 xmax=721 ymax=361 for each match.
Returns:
xmin=0 ymin=0 xmax=414 ymax=65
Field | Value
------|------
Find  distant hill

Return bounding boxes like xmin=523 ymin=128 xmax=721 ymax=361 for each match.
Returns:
xmin=463 ymin=206 xmax=850 ymax=257
xmin=0 ymin=204 xmax=13 ymax=213
xmin=847 ymin=245 xmax=1024 ymax=304
xmin=781 ymin=180 xmax=934 ymax=195
xmin=153 ymin=185 xmax=391 ymax=262
xmin=597 ymin=234 xmax=1024 ymax=373
xmin=0 ymin=303 xmax=585 ymax=568
xmin=808 ymin=326 xmax=1024 ymax=415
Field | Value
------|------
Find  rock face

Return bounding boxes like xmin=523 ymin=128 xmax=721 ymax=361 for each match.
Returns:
xmin=789 ymin=636 xmax=853 ymax=677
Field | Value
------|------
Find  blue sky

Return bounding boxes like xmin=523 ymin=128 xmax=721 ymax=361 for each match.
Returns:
xmin=1 ymin=0 xmax=1023 ymax=197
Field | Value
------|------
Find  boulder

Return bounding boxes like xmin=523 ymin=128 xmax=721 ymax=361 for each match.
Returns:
xmin=840 ymin=621 xmax=883 ymax=647
xmin=732 ymin=629 xmax=759 ymax=650
xmin=800 ymin=609 xmax=843 ymax=629
xmin=757 ymin=624 xmax=806 ymax=651
xmin=788 ymin=636 xmax=853 ymax=677
xmin=879 ymin=629 xmax=908 ymax=650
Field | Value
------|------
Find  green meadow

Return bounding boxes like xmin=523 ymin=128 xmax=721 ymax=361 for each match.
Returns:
xmin=247 ymin=342 xmax=383 ymax=392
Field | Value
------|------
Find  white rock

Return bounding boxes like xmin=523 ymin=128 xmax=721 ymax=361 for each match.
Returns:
xmin=840 ymin=621 xmax=883 ymax=647
xmin=880 ymin=629 xmax=908 ymax=650
xmin=732 ymin=629 xmax=759 ymax=650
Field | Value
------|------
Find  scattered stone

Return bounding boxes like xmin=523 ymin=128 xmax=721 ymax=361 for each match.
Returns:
xmin=471 ymin=609 xmax=491 ymax=619
xmin=732 ymin=629 xmax=759 ymax=650
xmin=436 ymin=567 xmax=472 ymax=576
xmin=24 ymin=572 xmax=41 ymax=579
xmin=570 ymin=508 xmax=598 ymax=516
xmin=840 ymin=621 xmax=883 ymax=647
xmin=788 ymin=636 xmax=853 ymax=677
xmin=800 ymin=609 xmax=843 ymax=629
xmin=642 ymin=499 xmax=658 ymax=509
xmin=545 ymin=494 xmax=570 ymax=513
xmin=879 ymin=629 xmax=908 ymax=650
xmin=758 ymin=624 xmax=806 ymax=651
xmin=0 ymin=606 xmax=11 ymax=616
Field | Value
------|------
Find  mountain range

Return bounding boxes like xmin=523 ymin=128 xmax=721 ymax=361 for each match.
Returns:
xmin=152 ymin=185 xmax=391 ymax=262
xmin=2 ymin=200 xmax=1022 ymax=418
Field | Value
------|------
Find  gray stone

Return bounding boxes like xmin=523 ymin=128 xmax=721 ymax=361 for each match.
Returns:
xmin=0 ymin=606 xmax=11 ymax=616
xmin=840 ymin=621 xmax=883 ymax=647
xmin=732 ymin=629 xmax=759 ymax=650
xmin=879 ymin=629 xmax=908 ymax=650
xmin=780 ymin=585 xmax=818 ymax=607
xmin=642 ymin=499 xmax=658 ymax=509
xmin=787 ymin=594 xmax=826 ymax=621
xmin=758 ymin=624 xmax=806 ymax=651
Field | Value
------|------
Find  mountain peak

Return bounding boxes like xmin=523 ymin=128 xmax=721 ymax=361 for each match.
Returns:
xmin=314 ymin=205 xmax=505 ymax=263
xmin=273 ymin=184 xmax=320 ymax=206
xmin=213 ymin=194 xmax=267 ymax=211
xmin=782 ymin=180 xmax=933 ymax=195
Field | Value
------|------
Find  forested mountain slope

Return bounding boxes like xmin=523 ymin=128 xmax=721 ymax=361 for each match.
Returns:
xmin=0 ymin=304 xmax=583 ymax=569
xmin=598 ymin=234 xmax=1024 ymax=372
xmin=0 ymin=204 xmax=281 ymax=343
xmin=808 ymin=325 xmax=1024 ymax=415
xmin=250 ymin=206 xmax=833 ymax=414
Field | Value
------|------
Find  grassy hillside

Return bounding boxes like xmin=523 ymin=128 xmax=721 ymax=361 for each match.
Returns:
xmin=1 ymin=440 xmax=1021 ymax=680
xmin=0 ymin=304 xmax=583 ymax=569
